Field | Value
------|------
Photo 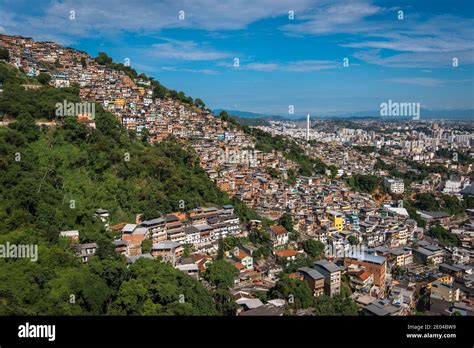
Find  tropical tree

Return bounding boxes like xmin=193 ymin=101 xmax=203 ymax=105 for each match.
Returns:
xmin=302 ymin=239 xmax=325 ymax=259
xmin=203 ymin=260 xmax=238 ymax=289
xmin=269 ymin=275 xmax=313 ymax=309
xmin=37 ymin=72 xmax=51 ymax=85
xmin=213 ymin=289 xmax=238 ymax=316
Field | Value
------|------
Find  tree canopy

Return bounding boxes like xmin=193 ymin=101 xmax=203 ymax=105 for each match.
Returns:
xmin=269 ymin=275 xmax=313 ymax=309
xmin=203 ymin=260 xmax=238 ymax=289
xmin=302 ymin=239 xmax=325 ymax=259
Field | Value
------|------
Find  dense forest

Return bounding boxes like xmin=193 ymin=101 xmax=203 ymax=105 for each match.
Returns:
xmin=0 ymin=116 xmax=229 ymax=314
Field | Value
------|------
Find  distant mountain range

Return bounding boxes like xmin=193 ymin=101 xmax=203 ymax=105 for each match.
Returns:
xmin=213 ymin=108 xmax=474 ymax=121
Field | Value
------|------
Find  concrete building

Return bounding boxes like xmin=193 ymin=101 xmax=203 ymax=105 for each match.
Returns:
xmin=413 ymin=242 xmax=445 ymax=265
xmin=297 ymin=267 xmax=325 ymax=297
xmin=59 ymin=230 xmax=79 ymax=241
xmin=431 ymin=280 xmax=460 ymax=302
xmin=151 ymin=241 xmax=183 ymax=265
xmin=306 ymin=114 xmax=310 ymax=141
xmin=344 ymin=253 xmax=387 ymax=288
xmin=326 ymin=210 xmax=344 ymax=232
xmin=74 ymin=243 xmax=98 ymax=263
xmin=269 ymin=225 xmax=289 ymax=247
xmin=383 ymin=178 xmax=405 ymax=194
xmin=314 ymin=260 xmax=341 ymax=297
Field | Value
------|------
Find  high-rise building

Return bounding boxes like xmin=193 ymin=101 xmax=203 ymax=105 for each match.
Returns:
xmin=306 ymin=114 xmax=310 ymax=141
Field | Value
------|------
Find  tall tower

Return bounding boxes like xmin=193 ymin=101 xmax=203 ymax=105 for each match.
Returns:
xmin=306 ymin=114 xmax=310 ymax=141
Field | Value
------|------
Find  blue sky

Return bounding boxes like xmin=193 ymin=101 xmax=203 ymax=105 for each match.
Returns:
xmin=1 ymin=0 xmax=473 ymax=116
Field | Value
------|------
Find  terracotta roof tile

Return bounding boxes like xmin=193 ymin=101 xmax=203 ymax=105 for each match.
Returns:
xmin=270 ymin=225 xmax=288 ymax=235
xmin=275 ymin=249 xmax=298 ymax=258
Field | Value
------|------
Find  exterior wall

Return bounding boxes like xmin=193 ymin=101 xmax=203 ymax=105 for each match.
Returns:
xmin=328 ymin=216 xmax=343 ymax=231
xmin=344 ymin=258 xmax=386 ymax=287
xmin=314 ymin=265 xmax=342 ymax=298
xmin=302 ymin=275 xmax=325 ymax=297
xmin=329 ymin=271 xmax=341 ymax=297
xmin=431 ymin=283 xmax=460 ymax=302
xmin=384 ymin=178 xmax=405 ymax=194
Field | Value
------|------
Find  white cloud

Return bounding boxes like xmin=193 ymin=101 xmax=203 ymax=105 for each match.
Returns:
xmin=282 ymin=0 xmax=382 ymax=35
xmin=343 ymin=22 xmax=474 ymax=53
xmin=150 ymin=39 xmax=230 ymax=61
xmin=0 ymin=0 xmax=314 ymax=41
xmin=222 ymin=60 xmax=338 ymax=72
xmin=383 ymin=77 xmax=444 ymax=87
xmin=243 ymin=63 xmax=280 ymax=72
xmin=159 ymin=66 xmax=218 ymax=74
xmin=282 ymin=2 xmax=474 ymax=64
xmin=353 ymin=49 xmax=474 ymax=68
xmin=283 ymin=60 xmax=337 ymax=72
xmin=1 ymin=0 xmax=472 ymax=72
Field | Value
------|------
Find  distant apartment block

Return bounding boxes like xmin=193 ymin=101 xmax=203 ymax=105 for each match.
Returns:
xmin=383 ymin=178 xmax=405 ymax=194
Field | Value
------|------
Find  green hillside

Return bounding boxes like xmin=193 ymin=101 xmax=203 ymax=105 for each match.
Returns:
xmin=0 ymin=60 xmax=258 ymax=315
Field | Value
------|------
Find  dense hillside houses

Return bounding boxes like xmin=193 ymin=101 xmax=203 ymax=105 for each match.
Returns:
xmin=1 ymin=34 xmax=473 ymax=317
xmin=117 ymin=205 xmax=242 ymax=260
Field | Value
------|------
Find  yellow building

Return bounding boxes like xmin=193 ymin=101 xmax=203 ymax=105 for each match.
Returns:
xmin=426 ymin=274 xmax=453 ymax=289
xmin=430 ymin=280 xmax=459 ymax=302
xmin=114 ymin=98 xmax=125 ymax=106
xmin=326 ymin=210 xmax=344 ymax=232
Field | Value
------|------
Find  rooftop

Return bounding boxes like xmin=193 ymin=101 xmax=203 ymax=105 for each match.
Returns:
xmin=297 ymin=267 xmax=324 ymax=280
xmin=152 ymin=241 xmax=179 ymax=250
xmin=122 ymin=223 xmax=137 ymax=233
xmin=270 ymin=225 xmax=288 ymax=235
xmin=140 ymin=217 xmax=165 ymax=226
xmin=418 ymin=211 xmax=451 ymax=219
xmin=346 ymin=252 xmax=386 ymax=265
xmin=314 ymin=260 xmax=341 ymax=273
xmin=275 ymin=249 xmax=299 ymax=258
xmin=239 ymin=304 xmax=283 ymax=316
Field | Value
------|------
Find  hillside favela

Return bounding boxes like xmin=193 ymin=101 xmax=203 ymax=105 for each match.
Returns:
xmin=0 ymin=1 xmax=473 ymax=345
